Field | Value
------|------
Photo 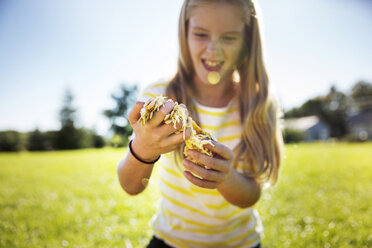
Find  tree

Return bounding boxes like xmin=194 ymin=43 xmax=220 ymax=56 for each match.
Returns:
xmin=92 ymin=133 xmax=106 ymax=148
xmin=55 ymin=89 xmax=82 ymax=150
xmin=104 ymin=84 xmax=137 ymax=146
xmin=77 ymin=128 xmax=106 ymax=148
xmin=0 ymin=131 xmax=23 ymax=151
xmin=350 ymin=80 xmax=372 ymax=112
xmin=351 ymin=80 xmax=372 ymax=99
xmin=285 ymin=97 xmax=324 ymax=118
xmin=321 ymin=86 xmax=349 ymax=138
xmin=59 ymin=89 xmax=77 ymax=128
xmin=283 ymin=128 xmax=305 ymax=144
xmin=27 ymin=129 xmax=50 ymax=151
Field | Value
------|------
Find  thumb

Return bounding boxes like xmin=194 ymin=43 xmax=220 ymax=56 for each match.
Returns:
xmin=204 ymin=141 xmax=234 ymax=160
xmin=128 ymin=101 xmax=145 ymax=126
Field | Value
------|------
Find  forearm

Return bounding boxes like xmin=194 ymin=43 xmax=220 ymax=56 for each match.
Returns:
xmin=117 ymin=151 xmax=155 ymax=195
xmin=217 ymin=168 xmax=261 ymax=208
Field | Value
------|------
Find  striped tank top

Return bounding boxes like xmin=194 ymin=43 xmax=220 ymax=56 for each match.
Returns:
xmin=138 ymin=82 xmax=262 ymax=248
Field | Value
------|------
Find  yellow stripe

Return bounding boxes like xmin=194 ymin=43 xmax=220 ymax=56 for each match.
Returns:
xmin=231 ymin=236 xmax=261 ymax=248
xmin=162 ymin=211 xmax=252 ymax=235
xmin=182 ymin=224 xmax=257 ymax=247
xmin=191 ymin=107 xmax=239 ymax=116
xmin=223 ymin=207 xmax=245 ymax=219
xmin=151 ymin=82 xmax=168 ymax=88
xmin=162 ymin=192 xmax=219 ymax=220
xmin=163 ymin=152 xmax=174 ymax=160
xmin=222 ymin=229 xmax=258 ymax=247
xmin=161 ymin=175 xmax=230 ymax=210
xmin=160 ymin=176 xmax=194 ymax=197
xmin=159 ymin=162 xmax=183 ymax=178
xmin=163 ymin=152 xmax=182 ymax=164
xmin=217 ymin=134 xmax=241 ymax=142
xmin=158 ymin=215 xmax=258 ymax=247
xmin=205 ymin=201 xmax=230 ymax=210
xmin=143 ymin=92 xmax=159 ymax=98
xmin=162 ymin=191 xmax=245 ymax=220
xmin=200 ymin=120 xmax=240 ymax=131
xmin=189 ymin=185 xmax=220 ymax=196
xmin=154 ymin=230 xmax=189 ymax=248
xmin=163 ymin=207 xmax=217 ymax=228
xmin=229 ymin=220 xmax=260 ymax=247
xmin=192 ymin=217 xmax=250 ymax=235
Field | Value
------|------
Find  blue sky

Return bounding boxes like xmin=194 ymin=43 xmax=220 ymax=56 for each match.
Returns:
xmin=0 ymin=0 xmax=371 ymax=136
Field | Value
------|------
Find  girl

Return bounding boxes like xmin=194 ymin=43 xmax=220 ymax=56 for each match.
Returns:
xmin=117 ymin=0 xmax=283 ymax=247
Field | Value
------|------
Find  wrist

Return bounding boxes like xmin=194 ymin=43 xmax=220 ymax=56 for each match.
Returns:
xmin=130 ymin=139 xmax=160 ymax=164
xmin=217 ymin=166 xmax=235 ymax=191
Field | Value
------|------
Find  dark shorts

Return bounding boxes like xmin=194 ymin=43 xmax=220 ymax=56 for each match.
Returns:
xmin=146 ymin=236 xmax=262 ymax=248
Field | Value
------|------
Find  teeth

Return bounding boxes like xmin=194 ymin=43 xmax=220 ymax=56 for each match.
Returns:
xmin=205 ymin=60 xmax=221 ymax=67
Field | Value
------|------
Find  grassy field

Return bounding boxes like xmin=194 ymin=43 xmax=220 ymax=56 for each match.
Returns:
xmin=0 ymin=143 xmax=371 ymax=248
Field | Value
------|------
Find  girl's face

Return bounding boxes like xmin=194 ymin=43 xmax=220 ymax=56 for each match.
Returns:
xmin=187 ymin=3 xmax=245 ymax=86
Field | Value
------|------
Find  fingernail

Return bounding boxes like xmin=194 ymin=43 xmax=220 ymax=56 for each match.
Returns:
xmin=162 ymin=101 xmax=174 ymax=114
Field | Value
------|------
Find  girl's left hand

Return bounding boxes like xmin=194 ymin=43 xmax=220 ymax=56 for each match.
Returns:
xmin=182 ymin=141 xmax=234 ymax=189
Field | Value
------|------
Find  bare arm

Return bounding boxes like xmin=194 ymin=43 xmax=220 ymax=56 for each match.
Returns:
xmin=217 ymin=167 xmax=261 ymax=208
xmin=183 ymin=141 xmax=261 ymax=208
xmin=117 ymin=101 xmax=190 ymax=195
xmin=117 ymin=149 xmax=155 ymax=195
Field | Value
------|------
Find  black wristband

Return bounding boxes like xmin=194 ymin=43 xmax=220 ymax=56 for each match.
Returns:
xmin=129 ymin=140 xmax=160 ymax=164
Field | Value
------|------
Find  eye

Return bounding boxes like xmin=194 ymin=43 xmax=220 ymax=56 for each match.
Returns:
xmin=222 ymin=36 xmax=237 ymax=42
xmin=193 ymin=33 xmax=208 ymax=39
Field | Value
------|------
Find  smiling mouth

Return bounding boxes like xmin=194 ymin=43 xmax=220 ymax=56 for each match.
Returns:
xmin=202 ymin=59 xmax=224 ymax=72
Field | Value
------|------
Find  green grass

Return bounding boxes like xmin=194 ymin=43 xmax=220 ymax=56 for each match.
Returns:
xmin=0 ymin=143 xmax=371 ymax=247
xmin=257 ymin=143 xmax=372 ymax=248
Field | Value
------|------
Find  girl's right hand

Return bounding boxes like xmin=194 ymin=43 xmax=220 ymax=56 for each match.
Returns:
xmin=128 ymin=101 xmax=191 ymax=163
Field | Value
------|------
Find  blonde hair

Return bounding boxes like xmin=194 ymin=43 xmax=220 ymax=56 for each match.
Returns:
xmin=166 ymin=0 xmax=283 ymax=185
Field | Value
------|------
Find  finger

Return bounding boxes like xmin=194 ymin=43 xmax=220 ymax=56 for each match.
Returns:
xmin=158 ymin=124 xmax=192 ymax=140
xmin=160 ymin=129 xmax=189 ymax=148
xmin=186 ymin=149 xmax=230 ymax=173
xmin=204 ymin=141 xmax=234 ymax=160
xmin=147 ymin=100 xmax=175 ymax=127
xmin=128 ymin=101 xmax=145 ymax=126
xmin=173 ymin=118 xmax=184 ymax=130
xmin=183 ymin=171 xmax=218 ymax=189
xmin=156 ymin=122 xmax=180 ymax=137
xmin=183 ymin=159 xmax=224 ymax=182
xmin=184 ymin=127 xmax=192 ymax=140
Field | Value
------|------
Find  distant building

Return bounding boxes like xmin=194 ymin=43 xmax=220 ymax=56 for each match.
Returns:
xmin=347 ymin=110 xmax=372 ymax=141
xmin=284 ymin=115 xmax=330 ymax=141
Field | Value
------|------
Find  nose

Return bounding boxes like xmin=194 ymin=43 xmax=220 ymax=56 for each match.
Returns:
xmin=206 ymin=39 xmax=222 ymax=57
